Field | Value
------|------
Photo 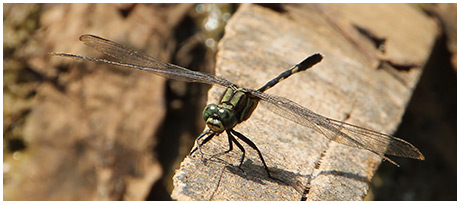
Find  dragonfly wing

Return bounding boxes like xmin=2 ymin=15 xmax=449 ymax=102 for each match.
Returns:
xmin=322 ymin=117 xmax=424 ymax=160
xmin=55 ymin=34 xmax=236 ymax=88
xmin=79 ymin=34 xmax=167 ymax=68
xmin=250 ymin=90 xmax=424 ymax=161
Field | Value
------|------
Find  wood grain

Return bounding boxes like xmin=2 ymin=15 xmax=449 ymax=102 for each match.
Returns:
xmin=172 ymin=3 xmax=437 ymax=201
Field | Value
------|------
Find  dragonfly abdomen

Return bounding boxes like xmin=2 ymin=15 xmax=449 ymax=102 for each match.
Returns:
xmin=258 ymin=53 xmax=323 ymax=92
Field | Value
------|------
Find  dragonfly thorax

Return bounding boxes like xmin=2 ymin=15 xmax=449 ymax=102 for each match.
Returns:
xmin=202 ymin=87 xmax=260 ymax=133
xmin=203 ymin=104 xmax=238 ymax=133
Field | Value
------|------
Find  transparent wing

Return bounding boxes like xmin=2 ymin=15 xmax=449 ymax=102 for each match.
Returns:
xmin=249 ymin=89 xmax=425 ymax=161
xmin=52 ymin=34 xmax=236 ymax=88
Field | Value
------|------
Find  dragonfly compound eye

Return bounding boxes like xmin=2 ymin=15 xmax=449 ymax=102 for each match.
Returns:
xmin=203 ymin=104 xmax=218 ymax=121
xmin=217 ymin=107 xmax=237 ymax=130
xmin=202 ymin=104 xmax=223 ymax=132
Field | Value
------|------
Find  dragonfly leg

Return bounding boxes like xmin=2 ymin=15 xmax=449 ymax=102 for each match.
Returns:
xmin=226 ymin=130 xmax=246 ymax=171
xmin=190 ymin=129 xmax=215 ymax=157
xmin=208 ymin=131 xmax=235 ymax=159
xmin=230 ymin=129 xmax=272 ymax=178
xmin=225 ymin=132 xmax=234 ymax=153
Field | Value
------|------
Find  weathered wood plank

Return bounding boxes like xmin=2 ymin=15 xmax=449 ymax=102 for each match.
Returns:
xmin=172 ymin=3 xmax=437 ymax=201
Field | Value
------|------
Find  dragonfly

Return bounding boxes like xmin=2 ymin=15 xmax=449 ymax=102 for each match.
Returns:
xmin=52 ymin=34 xmax=424 ymax=178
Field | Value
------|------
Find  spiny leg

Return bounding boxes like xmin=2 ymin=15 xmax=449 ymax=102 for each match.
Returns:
xmin=209 ymin=131 xmax=235 ymax=159
xmin=230 ymin=129 xmax=272 ymax=178
xmin=226 ymin=130 xmax=246 ymax=172
xmin=190 ymin=129 xmax=237 ymax=159
xmin=225 ymin=132 xmax=234 ymax=153
xmin=190 ymin=129 xmax=216 ymax=157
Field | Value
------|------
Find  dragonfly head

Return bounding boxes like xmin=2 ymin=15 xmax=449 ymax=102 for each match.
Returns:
xmin=203 ymin=104 xmax=237 ymax=133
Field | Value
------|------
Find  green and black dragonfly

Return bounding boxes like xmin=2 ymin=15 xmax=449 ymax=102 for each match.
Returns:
xmin=52 ymin=34 xmax=424 ymax=178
